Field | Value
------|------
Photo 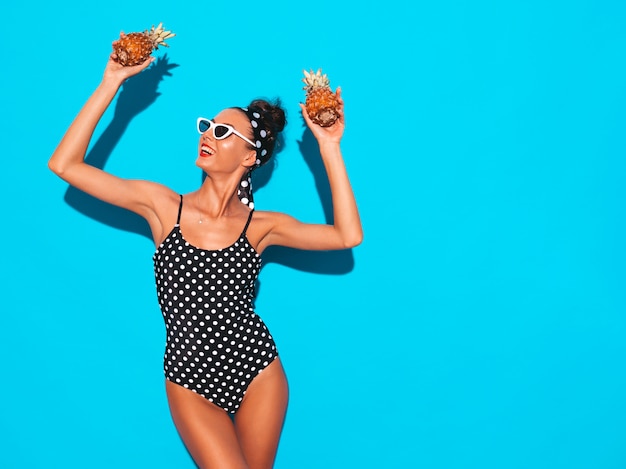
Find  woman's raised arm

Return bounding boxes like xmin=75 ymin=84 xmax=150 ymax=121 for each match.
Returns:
xmin=259 ymin=88 xmax=363 ymax=252
xmin=48 ymin=52 xmax=167 ymax=219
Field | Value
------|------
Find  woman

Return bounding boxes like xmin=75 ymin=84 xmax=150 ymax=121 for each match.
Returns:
xmin=49 ymin=48 xmax=362 ymax=469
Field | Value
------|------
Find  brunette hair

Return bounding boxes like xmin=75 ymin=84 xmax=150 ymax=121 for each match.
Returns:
xmin=240 ymin=98 xmax=286 ymax=167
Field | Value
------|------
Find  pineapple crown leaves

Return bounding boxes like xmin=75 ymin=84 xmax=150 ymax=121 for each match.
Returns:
xmin=145 ymin=22 xmax=176 ymax=48
xmin=302 ymin=69 xmax=331 ymax=91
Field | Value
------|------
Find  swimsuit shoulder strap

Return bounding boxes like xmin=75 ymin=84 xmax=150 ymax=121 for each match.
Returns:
xmin=176 ymin=195 xmax=183 ymax=225
xmin=241 ymin=209 xmax=254 ymax=236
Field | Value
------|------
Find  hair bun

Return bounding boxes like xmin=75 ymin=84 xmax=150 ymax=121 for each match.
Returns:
xmin=240 ymin=98 xmax=286 ymax=167
xmin=249 ymin=99 xmax=286 ymax=134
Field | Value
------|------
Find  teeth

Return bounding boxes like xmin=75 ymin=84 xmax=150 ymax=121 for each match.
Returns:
xmin=201 ymin=145 xmax=215 ymax=155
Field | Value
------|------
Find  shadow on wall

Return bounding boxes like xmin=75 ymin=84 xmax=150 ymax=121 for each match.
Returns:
xmin=65 ymin=57 xmax=354 ymax=275
xmin=63 ymin=55 xmax=179 ymax=241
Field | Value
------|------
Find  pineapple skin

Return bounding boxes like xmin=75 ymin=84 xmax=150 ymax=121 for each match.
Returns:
xmin=113 ymin=33 xmax=155 ymax=66
xmin=112 ymin=24 xmax=174 ymax=67
xmin=303 ymin=69 xmax=340 ymax=127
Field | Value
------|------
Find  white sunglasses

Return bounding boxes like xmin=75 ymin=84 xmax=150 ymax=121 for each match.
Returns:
xmin=196 ymin=117 xmax=256 ymax=147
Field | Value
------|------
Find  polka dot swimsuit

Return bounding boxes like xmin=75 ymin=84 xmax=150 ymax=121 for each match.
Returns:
xmin=153 ymin=195 xmax=277 ymax=414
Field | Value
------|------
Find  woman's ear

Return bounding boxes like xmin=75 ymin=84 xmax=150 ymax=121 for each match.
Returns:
xmin=242 ymin=149 xmax=257 ymax=169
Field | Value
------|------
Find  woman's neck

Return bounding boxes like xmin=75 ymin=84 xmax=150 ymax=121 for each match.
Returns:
xmin=196 ymin=173 xmax=246 ymax=218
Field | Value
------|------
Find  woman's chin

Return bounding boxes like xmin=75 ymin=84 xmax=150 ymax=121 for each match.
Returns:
xmin=195 ymin=156 xmax=209 ymax=169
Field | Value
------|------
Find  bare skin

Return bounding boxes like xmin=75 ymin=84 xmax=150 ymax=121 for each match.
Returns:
xmin=167 ymin=359 xmax=288 ymax=469
xmin=49 ymin=43 xmax=362 ymax=469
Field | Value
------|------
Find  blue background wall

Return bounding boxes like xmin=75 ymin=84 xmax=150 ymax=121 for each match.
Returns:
xmin=2 ymin=1 xmax=626 ymax=468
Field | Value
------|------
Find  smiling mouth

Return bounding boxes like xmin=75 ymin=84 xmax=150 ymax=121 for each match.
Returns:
xmin=200 ymin=144 xmax=215 ymax=157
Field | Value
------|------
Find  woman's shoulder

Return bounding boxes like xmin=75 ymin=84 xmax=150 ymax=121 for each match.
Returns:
xmin=138 ymin=183 xmax=182 ymax=241
xmin=130 ymin=179 xmax=179 ymax=202
xmin=251 ymin=209 xmax=272 ymax=218
xmin=247 ymin=210 xmax=294 ymax=253
xmin=251 ymin=209 xmax=295 ymax=225
xmin=137 ymin=182 xmax=179 ymax=215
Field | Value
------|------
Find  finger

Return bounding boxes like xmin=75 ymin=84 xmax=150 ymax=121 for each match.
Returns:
xmin=335 ymin=87 xmax=344 ymax=107
xmin=142 ymin=56 xmax=155 ymax=67
xmin=334 ymin=90 xmax=345 ymax=118
xmin=127 ymin=56 xmax=154 ymax=73
xmin=299 ymin=103 xmax=313 ymax=126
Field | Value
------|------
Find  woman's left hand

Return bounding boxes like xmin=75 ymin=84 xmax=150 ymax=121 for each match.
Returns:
xmin=300 ymin=87 xmax=345 ymax=144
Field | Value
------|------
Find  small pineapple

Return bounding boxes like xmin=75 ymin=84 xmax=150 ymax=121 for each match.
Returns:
xmin=113 ymin=23 xmax=175 ymax=66
xmin=302 ymin=69 xmax=340 ymax=127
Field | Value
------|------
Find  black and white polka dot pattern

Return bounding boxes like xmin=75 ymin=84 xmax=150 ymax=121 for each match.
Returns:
xmin=237 ymin=175 xmax=254 ymax=209
xmin=236 ymin=106 xmax=272 ymax=210
xmin=241 ymin=107 xmax=270 ymax=167
xmin=153 ymin=207 xmax=277 ymax=414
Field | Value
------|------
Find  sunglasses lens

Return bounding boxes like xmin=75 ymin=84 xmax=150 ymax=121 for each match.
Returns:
xmin=198 ymin=120 xmax=211 ymax=133
xmin=214 ymin=125 xmax=231 ymax=139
